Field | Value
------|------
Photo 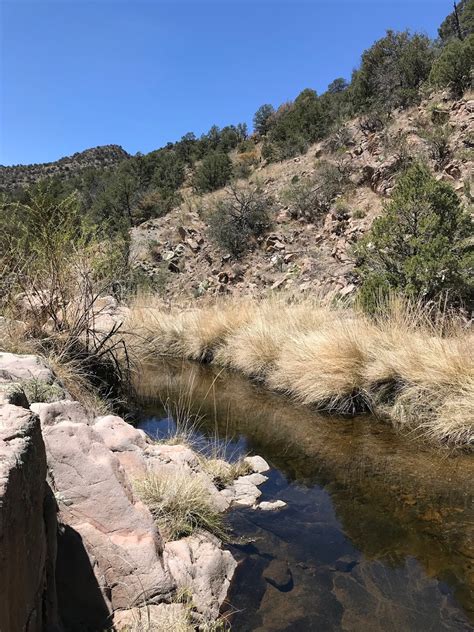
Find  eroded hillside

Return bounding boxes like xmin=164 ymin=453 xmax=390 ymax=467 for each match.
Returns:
xmin=130 ymin=93 xmax=473 ymax=302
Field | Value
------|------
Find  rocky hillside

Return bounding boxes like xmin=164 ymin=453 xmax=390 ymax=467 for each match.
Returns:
xmin=0 ymin=144 xmax=130 ymax=192
xmin=130 ymin=93 xmax=473 ymax=303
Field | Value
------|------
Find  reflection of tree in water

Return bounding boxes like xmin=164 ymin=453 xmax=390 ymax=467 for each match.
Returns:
xmin=134 ymin=359 xmax=474 ymax=625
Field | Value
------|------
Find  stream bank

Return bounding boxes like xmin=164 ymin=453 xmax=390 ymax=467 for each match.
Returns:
xmin=135 ymin=359 xmax=474 ymax=631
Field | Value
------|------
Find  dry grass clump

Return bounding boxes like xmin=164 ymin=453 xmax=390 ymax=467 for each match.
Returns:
xmin=126 ymin=294 xmax=256 ymax=363
xmin=268 ymin=319 xmax=374 ymax=412
xmin=200 ymin=457 xmax=252 ymax=489
xmin=126 ymin=294 xmax=474 ymax=450
xmin=133 ymin=469 xmax=228 ymax=541
xmin=116 ymin=602 xmax=194 ymax=632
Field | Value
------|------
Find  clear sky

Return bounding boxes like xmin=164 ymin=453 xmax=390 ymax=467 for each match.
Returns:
xmin=1 ymin=0 xmax=451 ymax=166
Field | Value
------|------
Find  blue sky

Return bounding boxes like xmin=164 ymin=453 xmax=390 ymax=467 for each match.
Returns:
xmin=1 ymin=0 xmax=451 ymax=165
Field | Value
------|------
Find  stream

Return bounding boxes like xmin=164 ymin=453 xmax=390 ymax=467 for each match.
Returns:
xmin=134 ymin=359 xmax=474 ymax=632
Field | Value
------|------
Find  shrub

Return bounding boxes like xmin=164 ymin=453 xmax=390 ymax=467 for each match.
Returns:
xmin=193 ymin=152 xmax=233 ymax=193
xmin=324 ymin=125 xmax=354 ymax=153
xmin=355 ymin=163 xmax=473 ymax=311
xmin=134 ymin=470 xmax=227 ymax=541
xmin=429 ymin=34 xmax=474 ymax=97
xmin=233 ymin=150 xmax=259 ymax=179
xmin=134 ymin=189 xmax=182 ymax=223
xmin=419 ymin=124 xmax=452 ymax=168
xmin=150 ymin=150 xmax=186 ymax=197
xmin=10 ymin=378 xmax=65 ymax=404
xmin=281 ymin=160 xmax=349 ymax=223
xmin=199 ymin=457 xmax=252 ymax=490
xmin=207 ymin=185 xmax=272 ymax=257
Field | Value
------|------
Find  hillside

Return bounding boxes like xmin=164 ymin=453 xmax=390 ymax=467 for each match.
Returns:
xmin=0 ymin=144 xmax=129 ymax=192
xmin=130 ymin=92 xmax=473 ymax=302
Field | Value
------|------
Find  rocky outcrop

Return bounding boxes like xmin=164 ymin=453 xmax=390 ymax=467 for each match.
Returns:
xmin=0 ymin=353 xmax=278 ymax=630
xmin=0 ymin=404 xmax=59 ymax=631
xmin=42 ymin=416 xmax=175 ymax=629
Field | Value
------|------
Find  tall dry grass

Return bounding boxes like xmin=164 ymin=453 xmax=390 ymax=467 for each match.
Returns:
xmin=126 ymin=294 xmax=473 ymax=450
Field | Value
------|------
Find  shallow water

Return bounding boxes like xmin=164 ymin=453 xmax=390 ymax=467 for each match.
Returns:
xmin=134 ymin=359 xmax=474 ymax=631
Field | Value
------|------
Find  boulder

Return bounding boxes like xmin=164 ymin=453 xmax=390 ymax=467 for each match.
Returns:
xmin=31 ymin=400 xmax=91 ymax=426
xmin=244 ymin=455 xmax=270 ymax=473
xmin=93 ymin=414 xmax=148 ymax=452
xmin=258 ymin=500 xmax=287 ymax=511
xmin=0 ymin=352 xmax=55 ymax=384
xmin=0 ymin=404 xmax=59 ymax=631
xmin=227 ymin=472 xmax=268 ymax=507
xmin=164 ymin=533 xmax=237 ymax=620
xmin=44 ymin=420 xmax=175 ymax=628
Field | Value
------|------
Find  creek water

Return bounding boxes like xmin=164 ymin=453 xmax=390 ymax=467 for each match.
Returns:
xmin=134 ymin=359 xmax=474 ymax=632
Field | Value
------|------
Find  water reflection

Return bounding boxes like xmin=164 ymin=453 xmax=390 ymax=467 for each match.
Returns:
xmin=134 ymin=359 xmax=474 ymax=631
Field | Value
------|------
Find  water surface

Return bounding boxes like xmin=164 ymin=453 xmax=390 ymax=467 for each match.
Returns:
xmin=135 ymin=359 xmax=474 ymax=631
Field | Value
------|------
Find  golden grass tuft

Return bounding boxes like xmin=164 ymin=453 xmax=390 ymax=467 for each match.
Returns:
xmin=133 ymin=469 xmax=228 ymax=541
xmin=125 ymin=294 xmax=474 ymax=450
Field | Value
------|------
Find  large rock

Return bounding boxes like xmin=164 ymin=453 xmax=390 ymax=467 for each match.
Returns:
xmin=0 ymin=404 xmax=59 ymax=631
xmin=31 ymin=400 xmax=91 ymax=426
xmin=0 ymin=352 xmax=55 ymax=384
xmin=0 ymin=352 xmax=67 ymax=405
xmin=44 ymin=420 xmax=175 ymax=629
xmin=164 ymin=533 xmax=237 ymax=621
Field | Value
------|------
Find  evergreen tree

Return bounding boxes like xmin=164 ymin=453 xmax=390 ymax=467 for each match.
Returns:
xmin=355 ymin=163 xmax=473 ymax=310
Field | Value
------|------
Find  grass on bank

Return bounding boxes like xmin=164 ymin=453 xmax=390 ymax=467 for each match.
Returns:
xmin=125 ymin=294 xmax=474 ymax=450
xmin=133 ymin=469 xmax=228 ymax=541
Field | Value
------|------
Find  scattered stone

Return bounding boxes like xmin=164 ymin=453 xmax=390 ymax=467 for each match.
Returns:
xmin=258 ymin=500 xmax=287 ymax=511
xmin=185 ymin=237 xmax=200 ymax=252
xmin=244 ymin=455 xmax=270 ymax=473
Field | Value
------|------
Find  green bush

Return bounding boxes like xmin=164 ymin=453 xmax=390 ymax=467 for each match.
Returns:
xmin=262 ymin=89 xmax=327 ymax=162
xmin=193 ymin=151 xmax=233 ymax=193
xmin=150 ymin=150 xmax=186 ymax=197
xmin=207 ymin=185 xmax=272 ymax=257
xmin=429 ymin=34 xmax=474 ymax=97
xmin=134 ymin=189 xmax=182 ymax=223
xmin=355 ymin=163 xmax=473 ymax=311
xmin=350 ymin=30 xmax=434 ymax=113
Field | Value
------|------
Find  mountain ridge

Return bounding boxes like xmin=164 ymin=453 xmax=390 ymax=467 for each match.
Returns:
xmin=0 ymin=144 xmax=130 ymax=192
